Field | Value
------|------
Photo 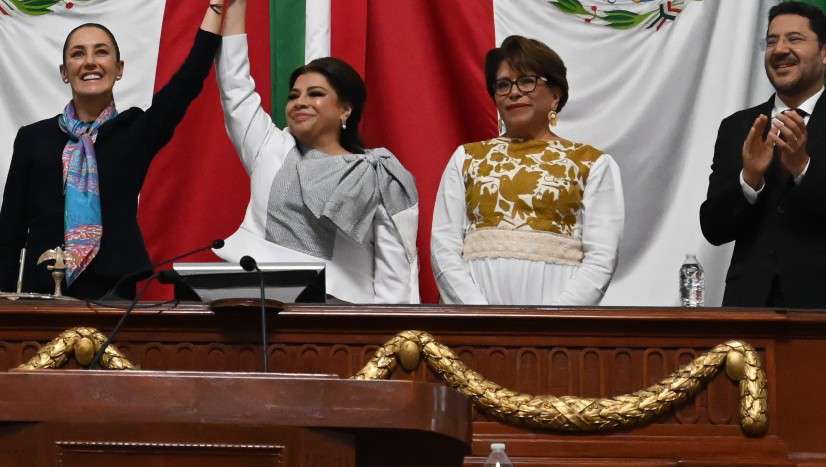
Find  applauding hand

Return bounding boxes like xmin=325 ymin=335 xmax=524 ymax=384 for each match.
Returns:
xmin=741 ymin=114 xmax=774 ymax=190
xmin=769 ymin=110 xmax=810 ymax=177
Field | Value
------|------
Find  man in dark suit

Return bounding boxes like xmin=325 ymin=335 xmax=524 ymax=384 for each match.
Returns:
xmin=701 ymin=1 xmax=826 ymax=308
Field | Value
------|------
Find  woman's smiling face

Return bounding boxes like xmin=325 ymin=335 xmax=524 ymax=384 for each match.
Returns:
xmin=61 ymin=26 xmax=123 ymax=100
xmin=285 ymin=72 xmax=350 ymax=146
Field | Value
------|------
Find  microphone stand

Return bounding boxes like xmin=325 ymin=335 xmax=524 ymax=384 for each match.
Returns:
xmin=89 ymin=270 xmax=161 ymax=369
xmin=241 ymin=256 xmax=268 ymax=372
xmin=89 ymin=239 xmax=225 ymax=369
xmin=101 ymin=240 xmax=225 ymax=301
xmin=257 ymin=266 xmax=267 ymax=372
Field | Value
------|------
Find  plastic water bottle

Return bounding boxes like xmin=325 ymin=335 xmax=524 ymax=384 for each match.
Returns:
xmin=484 ymin=443 xmax=513 ymax=467
xmin=679 ymin=254 xmax=705 ymax=307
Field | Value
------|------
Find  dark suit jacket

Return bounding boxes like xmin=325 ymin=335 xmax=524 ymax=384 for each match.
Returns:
xmin=0 ymin=30 xmax=219 ymax=298
xmin=700 ymin=92 xmax=826 ymax=308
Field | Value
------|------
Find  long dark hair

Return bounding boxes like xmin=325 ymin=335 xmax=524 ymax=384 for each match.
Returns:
xmin=62 ymin=23 xmax=121 ymax=65
xmin=289 ymin=57 xmax=366 ymax=154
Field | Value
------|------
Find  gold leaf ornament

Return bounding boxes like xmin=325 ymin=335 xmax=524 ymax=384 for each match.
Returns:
xmin=354 ymin=331 xmax=768 ymax=436
xmin=16 ymin=327 xmax=136 ymax=370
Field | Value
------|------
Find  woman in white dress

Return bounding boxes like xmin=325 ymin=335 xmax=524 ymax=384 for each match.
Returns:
xmin=215 ymin=0 xmax=420 ymax=303
xmin=431 ymin=35 xmax=625 ymax=306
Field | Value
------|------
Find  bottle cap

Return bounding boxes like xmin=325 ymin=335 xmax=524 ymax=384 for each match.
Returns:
xmin=491 ymin=443 xmax=506 ymax=451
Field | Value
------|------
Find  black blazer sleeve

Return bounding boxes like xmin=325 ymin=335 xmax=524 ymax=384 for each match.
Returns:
xmin=140 ymin=29 xmax=221 ymax=161
xmin=699 ymin=115 xmax=761 ymax=246
xmin=0 ymin=128 xmax=31 ymax=290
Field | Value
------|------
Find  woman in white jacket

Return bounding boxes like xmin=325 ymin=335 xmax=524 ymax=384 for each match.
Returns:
xmin=215 ymin=0 xmax=420 ymax=303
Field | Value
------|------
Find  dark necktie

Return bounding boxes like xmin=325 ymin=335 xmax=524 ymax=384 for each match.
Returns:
xmin=785 ymin=108 xmax=809 ymax=119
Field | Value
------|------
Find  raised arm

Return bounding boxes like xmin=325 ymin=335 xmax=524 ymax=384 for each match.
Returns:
xmin=217 ymin=0 xmax=290 ymax=174
xmin=223 ymin=0 xmax=246 ymax=35
xmin=700 ymin=116 xmax=761 ymax=246
xmin=139 ymin=1 xmax=222 ymax=161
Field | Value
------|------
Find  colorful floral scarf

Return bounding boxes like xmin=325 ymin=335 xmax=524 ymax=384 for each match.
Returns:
xmin=57 ymin=101 xmax=117 ymax=286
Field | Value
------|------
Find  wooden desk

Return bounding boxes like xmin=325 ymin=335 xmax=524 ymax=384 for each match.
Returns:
xmin=2 ymin=302 xmax=825 ymax=466
xmin=0 ymin=369 xmax=470 ymax=466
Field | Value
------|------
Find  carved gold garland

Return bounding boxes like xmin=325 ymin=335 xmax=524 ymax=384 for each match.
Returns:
xmin=15 ymin=327 xmax=767 ymax=436
xmin=16 ymin=327 xmax=135 ymax=370
xmin=353 ymin=330 xmax=768 ymax=436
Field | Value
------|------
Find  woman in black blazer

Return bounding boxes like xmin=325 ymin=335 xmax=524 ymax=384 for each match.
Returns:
xmin=0 ymin=2 xmax=225 ymax=299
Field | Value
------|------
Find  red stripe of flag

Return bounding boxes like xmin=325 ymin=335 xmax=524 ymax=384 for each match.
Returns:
xmin=333 ymin=0 xmax=497 ymax=303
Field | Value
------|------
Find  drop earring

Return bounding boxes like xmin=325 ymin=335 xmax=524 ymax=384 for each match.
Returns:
xmin=341 ymin=118 xmax=347 ymax=130
xmin=548 ymin=110 xmax=558 ymax=127
xmin=498 ymin=118 xmax=506 ymax=135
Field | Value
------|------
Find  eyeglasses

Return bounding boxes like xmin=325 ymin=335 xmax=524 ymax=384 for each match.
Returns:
xmin=493 ymin=75 xmax=549 ymax=96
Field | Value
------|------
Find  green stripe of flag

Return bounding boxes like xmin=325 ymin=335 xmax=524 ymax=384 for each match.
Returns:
xmin=271 ymin=0 xmax=306 ymax=128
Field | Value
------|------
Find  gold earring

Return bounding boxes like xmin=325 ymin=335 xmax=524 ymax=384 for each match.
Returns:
xmin=548 ymin=110 xmax=558 ymax=127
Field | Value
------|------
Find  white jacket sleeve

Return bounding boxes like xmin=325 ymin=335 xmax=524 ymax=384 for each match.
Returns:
xmin=554 ymin=154 xmax=625 ymax=305
xmin=216 ymin=34 xmax=289 ymax=174
xmin=430 ymin=146 xmax=488 ymax=304
xmin=373 ymin=205 xmax=420 ymax=304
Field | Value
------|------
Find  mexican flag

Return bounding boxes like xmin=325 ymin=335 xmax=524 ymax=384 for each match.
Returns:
xmin=0 ymin=0 xmax=803 ymax=305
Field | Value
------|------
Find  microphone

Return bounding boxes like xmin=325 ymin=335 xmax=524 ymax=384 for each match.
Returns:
xmin=102 ymin=239 xmax=225 ymax=300
xmin=241 ymin=255 xmax=268 ymax=372
xmin=240 ymin=255 xmax=257 ymax=273
xmin=89 ymin=239 xmax=225 ymax=369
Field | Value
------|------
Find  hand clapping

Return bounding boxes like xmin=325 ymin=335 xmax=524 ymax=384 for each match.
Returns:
xmin=769 ymin=110 xmax=810 ymax=177
xmin=741 ymin=114 xmax=773 ymax=190
xmin=741 ymin=110 xmax=810 ymax=190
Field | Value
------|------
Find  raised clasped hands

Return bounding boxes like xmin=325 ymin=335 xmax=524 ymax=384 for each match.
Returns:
xmin=742 ymin=111 xmax=810 ymax=190
xmin=203 ymin=0 xmax=237 ymax=34
xmin=209 ymin=0 xmax=237 ymax=15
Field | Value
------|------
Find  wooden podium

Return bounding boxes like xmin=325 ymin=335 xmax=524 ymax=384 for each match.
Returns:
xmin=2 ymin=301 xmax=826 ymax=465
xmin=0 ymin=370 xmax=471 ymax=466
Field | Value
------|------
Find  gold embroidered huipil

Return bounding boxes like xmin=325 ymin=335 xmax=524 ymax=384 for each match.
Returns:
xmin=462 ymin=137 xmax=603 ymax=265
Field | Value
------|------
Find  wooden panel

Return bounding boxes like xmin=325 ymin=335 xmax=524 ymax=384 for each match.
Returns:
xmin=56 ymin=441 xmax=285 ymax=467
xmin=2 ymin=302 xmax=824 ymax=465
